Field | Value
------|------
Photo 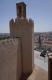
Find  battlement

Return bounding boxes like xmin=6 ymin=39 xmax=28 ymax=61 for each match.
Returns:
xmin=10 ymin=18 xmax=34 ymax=26
xmin=15 ymin=18 xmax=34 ymax=24
xmin=0 ymin=38 xmax=19 ymax=47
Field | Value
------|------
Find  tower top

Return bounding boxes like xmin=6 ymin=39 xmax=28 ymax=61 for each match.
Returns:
xmin=16 ymin=2 xmax=26 ymax=6
xmin=16 ymin=2 xmax=26 ymax=19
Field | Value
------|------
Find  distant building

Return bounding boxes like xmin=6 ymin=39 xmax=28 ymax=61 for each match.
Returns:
xmin=34 ymin=32 xmax=52 ymax=50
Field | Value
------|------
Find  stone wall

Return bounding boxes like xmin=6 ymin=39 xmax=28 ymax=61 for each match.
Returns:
xmin=10 ymin=18 xmax=34 ymax=74
xmin=0 ymin=38 xmax=22 ymax=80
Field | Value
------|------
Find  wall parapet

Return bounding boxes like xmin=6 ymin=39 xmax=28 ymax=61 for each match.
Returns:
xmin=10 ymin=18 xmax=34 ymax=26
xmin=0 ymin=38 xmax=22 ymax=80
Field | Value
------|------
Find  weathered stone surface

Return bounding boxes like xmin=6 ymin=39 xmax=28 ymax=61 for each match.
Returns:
xmin=0 ymin=39 xmax=22 ymax=80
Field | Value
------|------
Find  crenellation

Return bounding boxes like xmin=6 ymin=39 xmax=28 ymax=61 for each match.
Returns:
xmin=29 ymin=19 xmax=34 ymax=26
xmin=9 ymin=19 xmax=14 ymax=26
xmin=15 ymin=18 xmax=18 ymax=23
xmin=15 ymin=18 xmax=34 ymax=26
xmin=0 ymin=38 xmax=18 ymax=46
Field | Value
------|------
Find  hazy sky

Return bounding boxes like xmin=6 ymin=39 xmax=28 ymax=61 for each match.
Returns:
xmin=0 ymin=0 xmax=52 ymax=33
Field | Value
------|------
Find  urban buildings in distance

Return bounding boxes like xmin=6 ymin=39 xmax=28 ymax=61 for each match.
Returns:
xmin=34 ymin=32 xmax=52 ymax=51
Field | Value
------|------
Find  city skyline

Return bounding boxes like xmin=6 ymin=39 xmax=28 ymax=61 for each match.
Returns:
xmin=0 ymin=0 xmax=52 ymax=33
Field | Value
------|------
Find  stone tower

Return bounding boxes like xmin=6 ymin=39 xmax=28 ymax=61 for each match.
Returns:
xmin=9 ymin=2 xmax=34 ymax=79
xmin=16 ymin=2 xmax=26 ymax=19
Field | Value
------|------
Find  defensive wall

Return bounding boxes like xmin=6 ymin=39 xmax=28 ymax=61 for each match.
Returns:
xmin=0 ymin=38 xmax=22 ymax=80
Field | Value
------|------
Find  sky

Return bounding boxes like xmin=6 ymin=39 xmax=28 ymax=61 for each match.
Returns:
xmin=0 ymin=0 xmax=52 ymax=33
